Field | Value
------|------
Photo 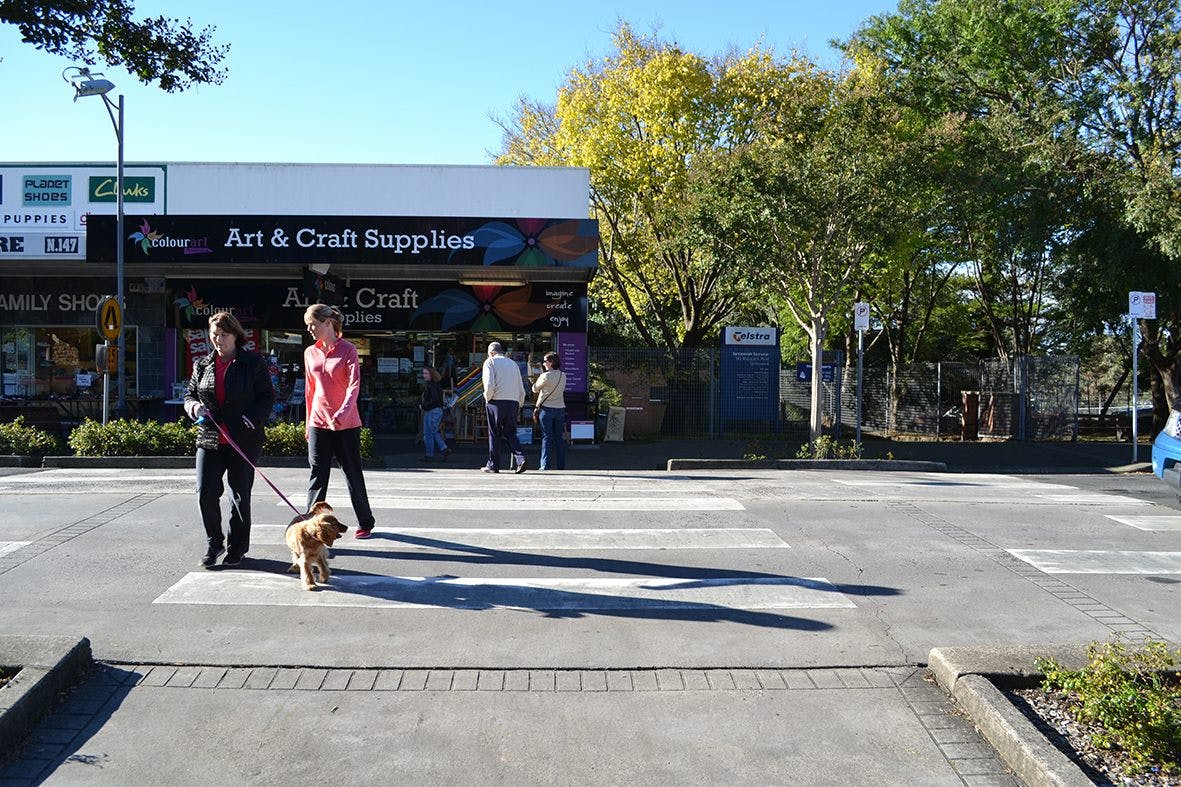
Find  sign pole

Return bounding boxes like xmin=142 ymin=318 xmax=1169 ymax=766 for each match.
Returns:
xmin=856 ymin=328 xmax=864 ymax=447
xmin=102 ymin=340 xmax=111 ymax=425
xmin=1127 ymin=291 xmax=1156 ymax=464
xmin=96 ymin=295 xmax=122 ymax=424
xmin=1132 ymin=316 xmax=1139 ymax=463
xmin=853 ymin=302 xmax=869 ymax=448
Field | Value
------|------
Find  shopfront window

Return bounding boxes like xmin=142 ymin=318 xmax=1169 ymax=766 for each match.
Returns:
xmin=0 ymin=325 xmax=136 ymax=400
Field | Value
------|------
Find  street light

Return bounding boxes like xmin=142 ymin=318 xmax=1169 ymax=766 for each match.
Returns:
xmin=63 ymin=66 xmax=127 ymax=419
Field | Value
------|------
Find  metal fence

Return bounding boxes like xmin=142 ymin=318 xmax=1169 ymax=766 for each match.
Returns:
xmin=588 ymin=347 xmax=1080 ymax=442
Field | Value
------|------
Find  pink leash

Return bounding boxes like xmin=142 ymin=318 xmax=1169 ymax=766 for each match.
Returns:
xmin=202 ymin=413 xmax=302 ymax=516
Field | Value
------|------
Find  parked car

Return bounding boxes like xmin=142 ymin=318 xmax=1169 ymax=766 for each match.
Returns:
xmin=1150 ymin=407 xmax=1181 ymax=493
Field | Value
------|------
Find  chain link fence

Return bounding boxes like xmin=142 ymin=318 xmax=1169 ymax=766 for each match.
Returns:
xmin=588 ymin=347 xmax=1079 ymax=442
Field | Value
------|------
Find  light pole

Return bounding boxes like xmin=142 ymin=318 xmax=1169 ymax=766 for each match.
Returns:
xmin=63 ymin=67 xmax=128 ymax=418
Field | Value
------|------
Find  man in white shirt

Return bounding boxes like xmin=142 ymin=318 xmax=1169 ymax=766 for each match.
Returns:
xmin=481 ymin=341 xmax=527 ymax=473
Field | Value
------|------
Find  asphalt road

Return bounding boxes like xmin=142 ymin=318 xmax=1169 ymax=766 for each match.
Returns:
xmin=1 ymin=465 xmax=1177 ymax=784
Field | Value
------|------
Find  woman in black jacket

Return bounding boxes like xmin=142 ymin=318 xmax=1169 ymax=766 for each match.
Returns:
xmin=419 ymin=364 xmax=451 ymax=461
xmin=183 ymin=312 xmax=276 ymax=568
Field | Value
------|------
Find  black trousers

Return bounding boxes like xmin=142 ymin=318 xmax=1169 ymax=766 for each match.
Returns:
xmin=307 ymin=426 xmax=375 ymax=530
xmin=196 ymin=443 xmax=258 ymax=555
xmin=485 ymin=400 xmax=526 ymax=471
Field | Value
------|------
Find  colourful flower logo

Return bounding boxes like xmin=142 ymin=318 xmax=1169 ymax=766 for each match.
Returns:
xmin=461 ymin=218 xmax=598 ymax=267
xmin=172 ymin=286 xmax=208 ymax=322
xmin=411 ymin=284 xmax=553 ymax=331
xmin=128 ymin=219 xmax=161 ymax=255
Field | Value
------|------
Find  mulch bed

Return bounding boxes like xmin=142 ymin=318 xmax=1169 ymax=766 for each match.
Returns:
xmin=1007 ymin=687 xmax=1180 ymax=786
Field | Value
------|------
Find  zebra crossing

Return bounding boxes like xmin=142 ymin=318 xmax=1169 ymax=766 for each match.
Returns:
xmin=2 ymin=468 xmax=1178 ymax=605
xmin=144 ymin=468 xmax=854 ymax=612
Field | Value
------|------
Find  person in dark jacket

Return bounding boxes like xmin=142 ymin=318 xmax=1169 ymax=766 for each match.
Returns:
xmin=419 ymin=364 xmax=451 ymax=461
xmin=183 ymin=312 xmax=276 ymax=568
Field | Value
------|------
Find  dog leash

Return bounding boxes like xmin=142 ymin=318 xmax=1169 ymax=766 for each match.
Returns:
xmin=199 ymin=412 xmax=302 ymax=516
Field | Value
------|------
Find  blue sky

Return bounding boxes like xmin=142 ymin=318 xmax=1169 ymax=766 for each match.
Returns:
xmin=1 ymin=1 xmax=897 ymax=166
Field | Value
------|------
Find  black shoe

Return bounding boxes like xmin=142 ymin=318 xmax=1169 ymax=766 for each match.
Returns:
xmin=514 ymin=457 xmax=527 ymax=474
xmin=222 ymin=551 xmax=245 ymax=566
xmin=200 ymin=546 xmax=225 ymax=569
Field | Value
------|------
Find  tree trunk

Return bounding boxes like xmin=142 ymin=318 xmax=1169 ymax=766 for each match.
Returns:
xmin=810 ymin=315 xmax=825 ymax=442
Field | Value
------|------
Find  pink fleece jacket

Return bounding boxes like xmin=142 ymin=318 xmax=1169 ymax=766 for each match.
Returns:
xmin=304 ymin=338 xmax=364 ymax=434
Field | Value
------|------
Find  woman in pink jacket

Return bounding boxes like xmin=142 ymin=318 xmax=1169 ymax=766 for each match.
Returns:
xmin=303 ymin=303 xmax=376 ymax=538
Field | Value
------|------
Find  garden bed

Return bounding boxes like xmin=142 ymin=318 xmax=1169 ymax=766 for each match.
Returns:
xmin=1008 ymin=686 xmax=1180 ymax=785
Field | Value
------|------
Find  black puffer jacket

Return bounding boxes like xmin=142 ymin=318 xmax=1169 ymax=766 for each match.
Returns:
xmin=184 ymin=350 xmax=276 ymax=452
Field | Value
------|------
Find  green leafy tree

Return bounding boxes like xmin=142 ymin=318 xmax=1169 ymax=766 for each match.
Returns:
xmin=1 ymin=0 xmax=228 ymax=91
xmin=688 ymin=65 xmax=906 ymax=439
xmin=847 ymin=0 xmax=1181 ymax=424
xmin=497 ymin=24 xmax=768 ymax=353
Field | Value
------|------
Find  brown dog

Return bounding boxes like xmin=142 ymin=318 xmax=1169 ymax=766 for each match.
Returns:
xmin=285 ymin=501 xmax=348 ymax=590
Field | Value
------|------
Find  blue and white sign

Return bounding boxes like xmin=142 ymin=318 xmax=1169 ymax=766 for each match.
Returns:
xmin=721 ymin=326 xmax=779 ymax=423
xmin=22 ymin=175 xmax=71 ymax=206
xmin=795 ymin=363 xmax=835 ymax=382
xmin=723 ymin=326 xmax=777 ymax=346
xmin=1129 ymin=291 xmax=1156 ymax=319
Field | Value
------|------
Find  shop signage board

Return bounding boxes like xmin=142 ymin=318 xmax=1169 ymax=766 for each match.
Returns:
xmin=0 ymin=166 xmax=166 ymax=260
xmin=87 ymin=176 xmax=156 ymax=203
xmin=555 ymin=332 xmax=588 ymax=393
xmin=0 ymin=276 xmax=125 ymax=325
xmin=166 ymin=279 xmax=589 ymax=333
xmin=88 ymin=214 xmax=599 ymax=268
xmin=720 ymin=326 xmax=780 ymax=423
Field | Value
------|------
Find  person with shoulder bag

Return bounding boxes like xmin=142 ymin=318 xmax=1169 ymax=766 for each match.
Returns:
xmin=531 ymin=351 xmax=567 ymax=471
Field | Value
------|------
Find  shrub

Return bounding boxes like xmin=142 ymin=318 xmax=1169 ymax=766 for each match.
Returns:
xmin=67 ymin=418 xmax=376 ymax=459
xmin=1037 ymin=640 xmax=1181 ymax=773
xmin=263 ymin=422 xmax=376 ymax=459
xmin=68 ymin=418 xmax=195 ymax=456
xmin=0 ymin=416 xmax=62 ymax=455
xmin=796 ymin=436 xmax=862 ymax=460
xmin=263 ymin=421 xmax=305 ymax=457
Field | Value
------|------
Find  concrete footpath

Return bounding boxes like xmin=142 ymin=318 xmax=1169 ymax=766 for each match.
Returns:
xmin=0 ymin=437 xmax=1162 ymax=785
xmin=377 ymin=434 xmax=1152 ymax=474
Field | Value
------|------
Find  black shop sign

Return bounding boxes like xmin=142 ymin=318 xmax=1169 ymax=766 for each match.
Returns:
xmin=167 ymin=279 xmax=587 ymax=332
xmin=90 ymin=215 xmax=599 ymax=268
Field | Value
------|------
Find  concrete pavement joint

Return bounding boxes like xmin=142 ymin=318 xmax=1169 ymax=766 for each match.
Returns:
xmin=0 ymin=494 xmax=162 ymax=577
xmin=891 ymin=501 xmax=1162 ymax=641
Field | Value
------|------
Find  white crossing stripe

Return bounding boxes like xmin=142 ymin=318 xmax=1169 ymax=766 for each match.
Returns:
xmin=1035 ymin=494 xmax=1152 ymax=505
xmin=290 ymin=496 xmax=746 ymax=511
xmin=0 ymin=473 xmax=194 ymax=482
xmin=251 ymin=527 xmax=789 ymax=550
xmin=0 ymin=541 xmax=30 ymax=558
xmin=154 ymin=573 xmax=856 ymax=610
xmin=1105 ymin=515 xmax=1181 ymax=532
xmin=833 ymin=477 xmax=1068 ymax=489
xmin=1007 ymin=549 xmax=1181 ymax=574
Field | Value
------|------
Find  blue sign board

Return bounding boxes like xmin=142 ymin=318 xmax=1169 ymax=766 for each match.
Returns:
xmin=795 ymin=363 xmax=835 ymax=382
xmin=22 ymin=175 xmax=71 ymax=206
xmin=721 ymin=326 xmax=780 ymax=423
